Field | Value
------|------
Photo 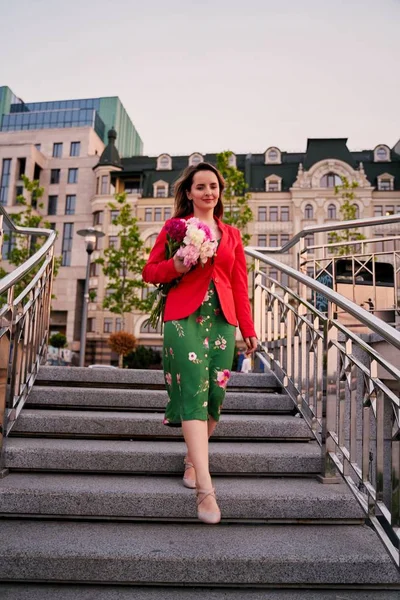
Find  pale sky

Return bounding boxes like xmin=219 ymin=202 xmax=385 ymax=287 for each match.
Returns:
xmin=2 ymin=0 xmax=400 ymax=156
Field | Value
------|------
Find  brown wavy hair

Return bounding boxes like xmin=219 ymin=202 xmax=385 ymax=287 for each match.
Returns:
xmin=173 ymin=162 xmax=225 ymax=218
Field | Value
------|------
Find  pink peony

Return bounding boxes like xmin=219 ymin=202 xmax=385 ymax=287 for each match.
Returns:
xmin=165 ymin=372 xmax=172 ymax=386
xmin=165 ymin=218 xmax=187 ymax=243
xmin=176 ymin=243 xmax=200 ymax=267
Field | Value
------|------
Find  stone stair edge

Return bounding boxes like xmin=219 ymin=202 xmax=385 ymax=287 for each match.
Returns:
xmin=0 ymin=520 xmax=398 ymax=585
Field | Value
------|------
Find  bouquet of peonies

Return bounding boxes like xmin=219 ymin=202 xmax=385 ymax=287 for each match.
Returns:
xmin=146 ymin=217 xmax=218 ymax=329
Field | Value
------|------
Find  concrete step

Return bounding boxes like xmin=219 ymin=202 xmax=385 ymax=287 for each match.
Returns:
xmin=0 ymin=520 xmax=398 ymax=586
xmin=27 ymin=387 xmax=293 ymax=413
xmin=4 ymin=438 xmax=322 ymax=475
xmin=0 ymin=473 xmax=364 ymax=522
xmin=11 ymin=411 xmax=312 ymax=441
xmin=35 ymin=367 xmax=280 ymax=392
xmin=1 ymin=587 xmax=399 ymax=600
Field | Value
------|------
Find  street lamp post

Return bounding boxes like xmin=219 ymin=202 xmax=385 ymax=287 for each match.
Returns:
xmin=77 ymin=227 xmax=105 ymax=367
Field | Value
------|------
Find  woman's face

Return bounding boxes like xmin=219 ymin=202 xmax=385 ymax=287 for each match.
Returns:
xmin=188 ymin=170 xmax=219 ymax=213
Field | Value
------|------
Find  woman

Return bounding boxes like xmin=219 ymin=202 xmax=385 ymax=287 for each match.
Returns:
xmin=142 ymin=162 xmax=258 ymax=524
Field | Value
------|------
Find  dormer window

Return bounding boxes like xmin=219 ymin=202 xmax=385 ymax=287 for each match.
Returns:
xmin=228 ymin=153 xmax=236 ymax=168
xmin=189 ymin=153 xmax=203 ymax=167
xmin=320 ymin=172 xmax=342 ymax=188
xmin=153 ymin=180 xmax=169 ymax=198
xmin=157 ymin=154 xmax=172 ymax=170
xmin=265 ymin=175 xmax=282 ymax=192
xmin=374 ymin=145 xmax=390 ymax=162
xmin=265 ymin=147 xmax=281 ymax=164
xmin=377 ymin=173 xmax=394 ymax=191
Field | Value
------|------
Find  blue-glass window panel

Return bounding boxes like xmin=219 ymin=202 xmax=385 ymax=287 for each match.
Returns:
xmin=68 ymin=168 xmax=78 ymax=184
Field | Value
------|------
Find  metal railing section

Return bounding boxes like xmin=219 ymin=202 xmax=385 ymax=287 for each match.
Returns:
xmin=0 ymin=205 xmax=56 ymax=465
xmin=246 ymin=247 xmax=400 ymax=567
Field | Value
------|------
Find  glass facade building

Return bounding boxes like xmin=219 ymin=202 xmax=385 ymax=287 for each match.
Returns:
xmin=0 ymin=87 xmax=143 ymax=157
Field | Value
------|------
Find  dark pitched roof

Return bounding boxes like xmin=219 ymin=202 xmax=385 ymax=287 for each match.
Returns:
xmin=97 ymin=128 xmax=122 ymax=169
xmin=303 ymin=138 xmax=355 ymax=169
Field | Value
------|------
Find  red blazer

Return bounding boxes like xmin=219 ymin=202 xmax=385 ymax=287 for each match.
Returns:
xmin=142 ymin=216 xmax=257 ymax=339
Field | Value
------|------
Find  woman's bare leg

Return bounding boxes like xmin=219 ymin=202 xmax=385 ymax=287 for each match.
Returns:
xmin=182 ymin=419 xmax=219 ymax=514
xmin=185 ymin=416 xmax=218 ymax=478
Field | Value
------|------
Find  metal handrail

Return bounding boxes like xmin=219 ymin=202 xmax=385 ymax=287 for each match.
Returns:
xmin=0 ymin=204 xmax=56 ymax=295
xmin=245 ymin=248 xmax=400 ymax=350
xmin=253 ymin=213 xmax=400 ymax=254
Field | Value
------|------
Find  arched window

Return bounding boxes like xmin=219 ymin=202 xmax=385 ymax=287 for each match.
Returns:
xmin=374 ymin=145 xmax=390 ymax=162
xmin=140 ymin=320 xmax=162 ymax=334
xmin=145 ymin=233 xmax=158 ymax=251
xmin=265 ymin=147 xmax=281 ymax=164
xmin=320 ymin=173 xmax=342 ymax=188
xmin=189 ymin=153 xmax=203 ymax=167
xmin=327 ymin=204 xmax=336 ymax=219
xmin=352 ymin=204 xmax=360 ymax=219
xmin=304 ymin=204 xmax=314 ymax=219
xmin=157 ymin=154 xmax=171 ymax=170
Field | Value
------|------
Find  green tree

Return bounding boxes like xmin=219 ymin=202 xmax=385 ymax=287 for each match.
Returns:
xmin=0 ymin=175 xmax=61 ymax=299
xmin=95 ymin=192 xmax=150 ymax=331
xmin=328 ymin=177 xmax=365 ymax=255
xmin=49 ymin=332 xmax=67 ymax=365
xmin=216 ymin=151 xmax=253 ymax=246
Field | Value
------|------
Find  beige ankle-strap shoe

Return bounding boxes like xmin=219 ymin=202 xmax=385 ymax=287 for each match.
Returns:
xmin=196 ymin=487 xmax=221 ymax=524
xmin=183 ymin=458 xmax=196 ymax=489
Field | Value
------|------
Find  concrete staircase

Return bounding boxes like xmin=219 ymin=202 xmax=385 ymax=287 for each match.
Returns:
xmin=0 ymin=366 xmax=399 ymax=598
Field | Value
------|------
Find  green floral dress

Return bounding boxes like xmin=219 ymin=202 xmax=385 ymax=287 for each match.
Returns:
xmin=163 ymin=281 xmax=236 ymax=426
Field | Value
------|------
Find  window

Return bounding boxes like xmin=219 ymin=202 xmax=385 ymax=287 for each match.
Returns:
xmin=104 ymin=318 xmax=113 ymax=333
xmin=157 ymin=154 xmax=171 ymax=170
xmin=50 ymin=169 xmax=60 ymax=184
xmin=269 ymin=234 xmax=278 ymax=247
xmin=269 ymin=269 xmax=278 ymax=282
xmin=68 ymin=168 xmax=78 ymax=184
xmin=266 ymin=179 xmax=280 ymax=192
xmin=124 ymin=180 xmax=141 ymax=194
xmin=61 ymin=223 xmax=73 ymax=266
xmin=304 ymin=204 xmax=314 ymax=219
xmin=115 ymin=318 xmax=122 ymax=332
xmin=269 ymin=207 xmax=278 ymax=222
xmin=53 ymin=143 xmax=63 ymax=158
xmin=15 ymin=185 xmax=23 ymax=199
xmin=374 ymin=145 xmax=390 ymax=162
xmin=281 ymin=273 xmax=289 ymax=287
xmin=258 ymin=207 xmax=267 ymax=221
xmin=145 ymin=208 xmax=152 ymax=221
xmin=145 ymin=234 xmax=158 ymax=250
xmin=110 ymin=210 xmax=120 ymax=222
xmin=154 ymin=208 xmax=162 ymax=221
xmin=48 ymin=195 xmax=58 ymax=215
xmin=352 ymin=204 xmax=360 ymax=219
xmin=258 ymin=235 xmax=267 ymax=247
xmin=327 ymin=204 xmax=336 ymax=219
xmin=89 ymin=262 xmax=99 ymax=276
xmin=105 ymin=288 xmax=115 ymax=298
xmin=385 ymin=205 xmax=394 ymax=216
xmin=155 ymin=186 xmax=167 ymax=198
xmin=35 ymin=143 xmax=41 ymax=151
xmin=281 ymin=206 xmax=289 ymax=221
xmin=89 ymin=288 xmax=97 ymax=302
xmin=378 ymin=175 xmax=394 ymax=191
xmin=164 ymin=207 xmax=172 ymax=220
xmin=320 ymin=173 xmax=342 ymax=188
xmin=374 ymin=206 xmax=383 ymax=217
xmin=306 ymin=267 xmax=314 ymax=278
xmin=265 ymin=147 xmax=281 ymax=164
xmin=17 ymin=158 xmax=26 ymax=179
xmin=93 ymin=211 xmax=104 ymax=225
xmin=109 ymin=236 xmax=118 ymax=249
xmin=280 ymin=234 xmax=290 ymax=247
xmin=87 ymin=318 xmax=96 ymax=333
xmin=140 ymin=320 xmax=162 ymax=334
xmin=0 ymin=159 xmax=11 ymax=205
xmin=70 ymin=141 xmax=80 ymax=157
xmin=95 ymin=235 xmax=104 ymax=251
xmin=65 ymin=194 xmax=76 ymax=215
xmin=189 ymin=153 xmax=203 ymax=166
xmin=1 ymin=232 xmax=15 ymax=259
xmin=304 ymin=234 xmax=315 ymax=249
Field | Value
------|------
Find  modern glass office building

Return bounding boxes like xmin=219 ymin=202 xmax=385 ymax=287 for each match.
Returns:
xmin=0 ymin=86 xmax=143 ymax=157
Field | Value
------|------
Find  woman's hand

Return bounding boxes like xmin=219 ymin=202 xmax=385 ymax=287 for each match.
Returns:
xmin=244 ymin=336 xmax=258 ymax=355
xmin=173 ymin=253 xmax=191 ymax=274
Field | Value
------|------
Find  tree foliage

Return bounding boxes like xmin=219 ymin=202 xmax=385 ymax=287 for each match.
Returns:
xmin=94 ymin=192 xmax=151 ymax=330
xmin=216 ymin=151 xmax=253 ymax=246
xmin=108 ymin=331 xmax=137 ymax=368
xmin=328 ymin=177 xmax=365 ymax=255
xmin=0 ymin=175 xmax=61 ymax=299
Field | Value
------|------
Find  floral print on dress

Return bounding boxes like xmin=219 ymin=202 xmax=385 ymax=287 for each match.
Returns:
xmin=203 ymin=337 xmax=209 ymax=349
xmin=194 ymin=378 xmax=210 ymax=396
xmin=215 ymin=369 xmax=231 ymax=388
xmin=214 ymin=335 xmax=227 ymax=350
xmin=172 ymin=321 xmax=185 ymax=337
xmin=165 ymin=372 xmax=172 ymax=386
xmin=188 ymin=351 xmax=202 ymax=364
xmin=202 ymin=288 xmax=214 ymax=303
